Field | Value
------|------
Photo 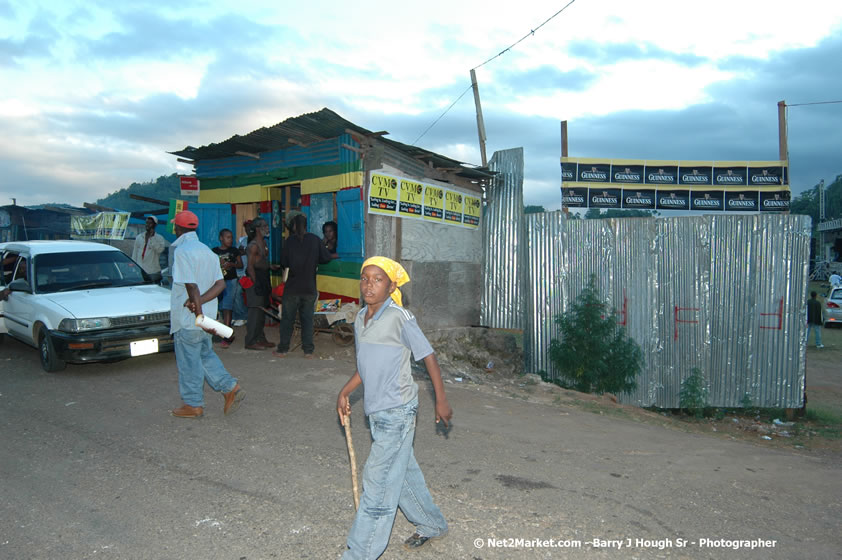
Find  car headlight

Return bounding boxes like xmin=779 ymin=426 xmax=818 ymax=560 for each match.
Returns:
xmin=58 ymin=318 xmax=113 ymax=332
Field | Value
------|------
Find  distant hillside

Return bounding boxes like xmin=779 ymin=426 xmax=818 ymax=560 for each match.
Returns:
xmin=96 ymin=174 xmax=183 ymax=212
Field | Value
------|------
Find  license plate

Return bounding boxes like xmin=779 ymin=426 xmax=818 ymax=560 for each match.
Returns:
xmin=130 ymin=338 xmax=159 ymax=357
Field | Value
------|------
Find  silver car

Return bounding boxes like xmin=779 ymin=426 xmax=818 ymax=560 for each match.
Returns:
xmin=824 ymin=287 xmax=842 ymax=327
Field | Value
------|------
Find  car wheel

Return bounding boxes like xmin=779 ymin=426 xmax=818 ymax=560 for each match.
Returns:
xmin=38 ymin=328 xmax=66 ymax=372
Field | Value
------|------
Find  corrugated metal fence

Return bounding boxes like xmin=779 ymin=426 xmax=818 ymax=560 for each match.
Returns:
xmin=520 ymin=212 xmax=811 ymax=408
xmin=481 ymin=156 xmax=811 ymax=408
xmin=481 ymin=148 xmax=525 ymax=329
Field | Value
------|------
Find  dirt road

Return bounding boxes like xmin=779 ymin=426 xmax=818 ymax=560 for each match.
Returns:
xmin=1 ymin=329 xmax=840 ymax=559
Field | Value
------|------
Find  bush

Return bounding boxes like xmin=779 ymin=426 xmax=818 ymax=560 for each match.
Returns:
xmin=679 ymin=368 xmax=709 ymax=418
xmin=548 ymin=275 xmax=641 ymax=395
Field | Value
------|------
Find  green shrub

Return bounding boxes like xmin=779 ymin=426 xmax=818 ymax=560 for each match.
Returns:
xmin=548 ymin=275 xmax=641 ymax=395
xmin=679 ymin=368 xmax=709 ymax=418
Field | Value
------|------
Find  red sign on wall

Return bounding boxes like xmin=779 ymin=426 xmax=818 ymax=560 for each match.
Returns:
xmin=180 ymin=176 xmax=199 ymax=196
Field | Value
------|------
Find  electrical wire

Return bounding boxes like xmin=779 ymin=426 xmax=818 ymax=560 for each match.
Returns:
xmin=411 ymin=1 xmax=577 ymax=146
xmin=786 ymin=100 xmax=842 ymax=107
xmin=411 ymin=84 xmax=474 ymax=146
xmin=472 ymin=0 xmax=577 ymax=71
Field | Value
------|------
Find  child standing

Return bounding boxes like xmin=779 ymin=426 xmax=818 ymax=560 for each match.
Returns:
xmin=211 ymin=228 xmax=243 ymax=348
xmin=336 ymin=257 xmax=452 ymax=559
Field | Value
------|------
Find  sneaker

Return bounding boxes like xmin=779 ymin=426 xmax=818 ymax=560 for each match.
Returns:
xmin=403 ymin=532 xmax=446 ymax=551
xmin=817 ymin=344 xmax=825 ymax=348
xmin=232 ymin=320 xmax=246 ymax=327
xmin=220 ymin=337 xmax=233 ymax=348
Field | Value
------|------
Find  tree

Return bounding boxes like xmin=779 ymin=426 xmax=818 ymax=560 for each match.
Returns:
xmin=524 ymin=205 xmax=546 ymax=214
xmin=548 ymin=275 xmax=642 ymax=395
xmin=96 ymin=174 xmax=184 ymax=212
xmin=584 ymin=208 xmax=658 ymax=219
xmin=791 ymin=175 xmax=842 ymax=226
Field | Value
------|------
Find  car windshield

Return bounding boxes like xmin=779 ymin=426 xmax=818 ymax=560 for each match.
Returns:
xmin=831 ymin=290 xmax=842 ymax=302
xmin=34 ymin=250 xmax=148 ymax=293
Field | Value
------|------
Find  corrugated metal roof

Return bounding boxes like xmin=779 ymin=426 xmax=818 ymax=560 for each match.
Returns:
xmin=170 ymin=107 xmax=494 ymax=181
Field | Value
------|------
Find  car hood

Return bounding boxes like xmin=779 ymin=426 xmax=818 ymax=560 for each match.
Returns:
xmin=43 ymin=285 xmax=171 ymax=319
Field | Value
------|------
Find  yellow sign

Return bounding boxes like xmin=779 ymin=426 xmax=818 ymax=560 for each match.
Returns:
xmin=444 ymin=190 xmax=464 ymax=224
xmin=398 ymin=179 xmax=424 ymax=219
xmin=367 ymin=171 xmax=479 ymax=228
xmin=422 ymin=184 xmax=444 ymax=222
xmin=463 ymin=195 xmax=481 ymax=228
xmin=368 ymin=173 xmax=399 ymax=215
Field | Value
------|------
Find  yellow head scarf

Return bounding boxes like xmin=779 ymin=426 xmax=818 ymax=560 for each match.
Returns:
xmin=361 ymin=256 xmax=410 ymax=307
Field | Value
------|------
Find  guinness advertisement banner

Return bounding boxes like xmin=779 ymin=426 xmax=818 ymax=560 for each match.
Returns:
xmin=561 ymin=158 xmax=789 ymax=212
xmin=656 ymin=190 xmax=690 ymax=211
xmin=680 ymin=163 xmax=713 ymax=186
xmin=589 ymin=188 xmax=622 ymax=208
xmin=725 ymin=191 xmax=759 ymax=211
xmin=562 ymin=187 xmax=587 ymax=208
xmin=759 ymin=191 xmax=791 ymax=212
xmin=690 ymin=191 xmax=725 ymax=211
xmin=622 ymin=189 xmax=656 ymax=210
xmin=611 ymin=163 xmax=645 ymax=185
xmin=577 ymin=163 xmax=611 ymax=183
xmin=714 ymin=165 xmax=748 ymax=187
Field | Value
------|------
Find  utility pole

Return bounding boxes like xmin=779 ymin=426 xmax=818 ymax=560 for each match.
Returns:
xmin=777 ymin=100 xmax=788 ymax=161
xmin=561 ymin=120 xmax=568 ymax=214
xmin=470 ymin=69 xmax=488 ymax=166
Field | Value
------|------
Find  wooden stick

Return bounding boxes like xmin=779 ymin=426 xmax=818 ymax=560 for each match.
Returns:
xmin=343 ymin=414 xmax=360 ymax=510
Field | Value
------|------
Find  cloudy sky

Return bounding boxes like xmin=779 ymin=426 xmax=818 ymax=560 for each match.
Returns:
xmin=2 ymin=0 xmax=841 ymax=211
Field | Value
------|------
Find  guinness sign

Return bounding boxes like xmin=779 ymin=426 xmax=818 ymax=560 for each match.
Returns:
xmin=759 ymin=191 xmax=790 ymax=212
xmin=588 ymin=188 xmax=621 ymax=209
xmin=656 ymin=190 xmax=689 ymax=210
xmin=622 ymin=189 xmax=656 ymax=210
xmin=562 ymin=187 xmax=587 ymax=208
xmin=725 ymin=191 xmax=758 ymax=211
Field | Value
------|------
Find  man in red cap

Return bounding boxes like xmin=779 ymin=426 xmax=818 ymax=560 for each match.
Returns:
xmin=169 ymin=210 xmax=244 ymax=418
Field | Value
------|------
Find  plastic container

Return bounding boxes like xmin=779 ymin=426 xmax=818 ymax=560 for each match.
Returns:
xmin=195 ymin=314 xmax=234 ymax=339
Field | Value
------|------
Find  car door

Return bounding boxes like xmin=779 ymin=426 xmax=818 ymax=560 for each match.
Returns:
xmin=0 ymin=250 xmax=12 ymax=335
xmin=3 ymin=252 xmax=35 ymax=343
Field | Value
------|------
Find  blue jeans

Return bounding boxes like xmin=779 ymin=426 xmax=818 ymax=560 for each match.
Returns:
xmin=221 ymin=278 xmax=239 ymax=311
xmin=342 ymin=397 xmax=447 ymax=559
xmin=174 ymin=328 xmax=238 ymax=407
xmin=807 ymin=323 xmax=823 ymax=347
xmin=277 ymin=292 xmax=317 ymax=354
xmin=232 ymin=280 xmax=248 ymax=321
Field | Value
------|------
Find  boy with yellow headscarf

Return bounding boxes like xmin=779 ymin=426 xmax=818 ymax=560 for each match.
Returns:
xmin=336 ymin=256 xmax=453 ymax=558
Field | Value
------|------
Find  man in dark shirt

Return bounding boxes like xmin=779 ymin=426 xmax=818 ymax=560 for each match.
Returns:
xmin=273 ymin=213 xmax=332 ymax=358
xmin=807 ymin=291 xmax=824 ymax=349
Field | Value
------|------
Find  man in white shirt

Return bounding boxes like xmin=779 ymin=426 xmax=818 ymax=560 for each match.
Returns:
xmin=830 ymin=273 xmax=842 ymax=287
xmin=132 ymin=216 xmax=169 ymax=283
xmin=169 ymin=210 xmax=245 ymax=419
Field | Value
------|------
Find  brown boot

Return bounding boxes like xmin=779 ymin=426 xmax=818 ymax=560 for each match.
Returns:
xmin=223 ymin=384 xmax=245 ymax=415
xmin=171 ymin=404 xmax=203 ymax=418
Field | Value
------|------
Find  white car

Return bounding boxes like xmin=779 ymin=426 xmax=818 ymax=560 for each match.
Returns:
xmin=0 ymin=241 xmax=174 ymax=371
xmin=824 ymin=286 xmax=842 ymax=327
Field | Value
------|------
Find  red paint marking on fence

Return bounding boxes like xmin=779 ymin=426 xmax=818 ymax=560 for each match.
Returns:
xmin=759 ymin=298 xmax=784 ymax=330
xmin=674 ymin=305 xmax=700 ymax=341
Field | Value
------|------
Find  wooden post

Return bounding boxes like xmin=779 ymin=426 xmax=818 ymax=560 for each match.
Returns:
xmin=777 ymin=100 xmax=790 ymax=215
xmin=561 ymin=120 xmax=569 ymax=215
xmin=777 ymin=100 xmax=788 ymax=161
xmin=470 ymin=69 xmax=488 ymax=167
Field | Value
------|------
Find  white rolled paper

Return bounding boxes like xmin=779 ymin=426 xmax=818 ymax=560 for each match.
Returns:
xmin=195 ymin=314 xmax=234 ymax=339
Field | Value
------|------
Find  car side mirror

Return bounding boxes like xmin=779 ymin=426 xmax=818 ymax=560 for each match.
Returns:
xmin=9 ymin=278 xmax=32 ymax=293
